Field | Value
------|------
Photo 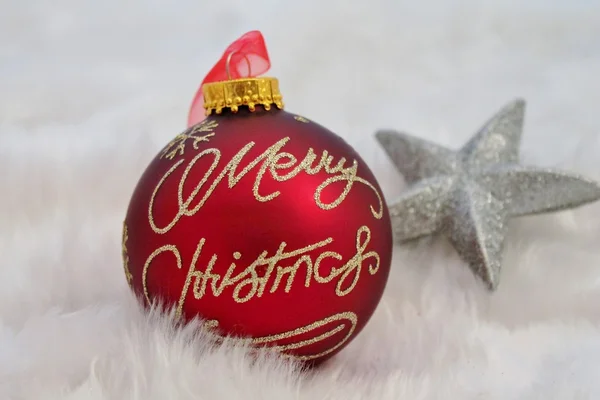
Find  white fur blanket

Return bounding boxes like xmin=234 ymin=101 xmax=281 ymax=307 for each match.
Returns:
xmin=3 ymin=1 xmax=600 ymax=398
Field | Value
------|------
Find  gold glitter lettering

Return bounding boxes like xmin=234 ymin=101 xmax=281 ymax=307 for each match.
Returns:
xmin=141 ymin=226 xmax=380 ymax=318
xmin=207 ymin=311 xmax=358 ymax=361
xmin=271 ymin=255 xmax=314 ymax=294
xmin=149 ymin=137 xmax=383 ymax=234
xmin=121 ymin=223 xmax=133 ymax=287
xmin=142 ymin=244 xmax=183 ymax=306
xmin=293 ymin=115 xmax=310 ymax=123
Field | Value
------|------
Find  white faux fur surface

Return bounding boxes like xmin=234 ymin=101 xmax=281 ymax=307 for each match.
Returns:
xmin=3 ymin=0 xmax=600 ymax=398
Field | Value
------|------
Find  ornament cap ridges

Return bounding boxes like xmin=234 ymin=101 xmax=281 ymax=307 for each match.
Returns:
xmin=202 ymin=77 xmax=284 ymax=116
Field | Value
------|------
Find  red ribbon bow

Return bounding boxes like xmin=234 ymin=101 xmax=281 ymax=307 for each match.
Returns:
xmin=187 ymin=30 xmax=271 ymax=127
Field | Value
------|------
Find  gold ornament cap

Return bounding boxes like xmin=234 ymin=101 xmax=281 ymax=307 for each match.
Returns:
xmin=202 ymin=76 xmax=284 ymax=116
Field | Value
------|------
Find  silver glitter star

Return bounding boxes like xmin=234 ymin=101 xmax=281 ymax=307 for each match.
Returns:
xmin=376 ymin=99 xmax=600 ymax=290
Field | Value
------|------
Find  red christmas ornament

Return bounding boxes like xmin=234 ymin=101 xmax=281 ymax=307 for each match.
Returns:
xmin=122 ymin=31 xmax=393 ymax=364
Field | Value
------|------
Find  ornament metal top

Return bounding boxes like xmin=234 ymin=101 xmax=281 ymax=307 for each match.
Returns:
xmin=376 ymin=99 xmax=600 ymax=290
xmin=202 ymin=75 xmax=284 ymax=115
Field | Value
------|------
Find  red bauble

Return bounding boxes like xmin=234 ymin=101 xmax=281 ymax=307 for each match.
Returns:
xmin=123 ymin=106 xmax=392 ymax=364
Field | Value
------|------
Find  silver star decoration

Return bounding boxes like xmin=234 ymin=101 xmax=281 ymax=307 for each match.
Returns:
xmin=376 ymin=99 xmax=600 ymax=290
